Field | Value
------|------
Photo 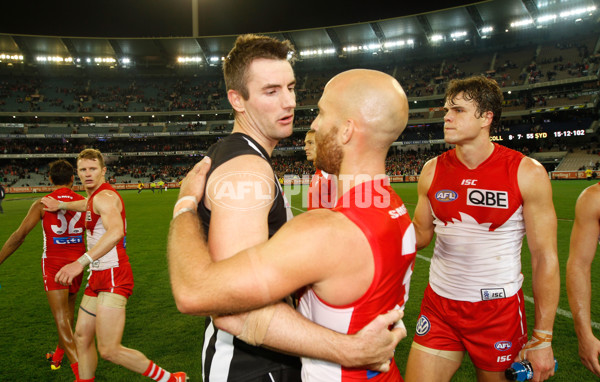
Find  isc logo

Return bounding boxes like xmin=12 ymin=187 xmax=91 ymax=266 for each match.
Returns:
xmin=466 ymin=188 xmax=508 ymax=209
xmin=494 ymin=341 xmax=512 ymax=351
xmin=435 ymin=190 xmax=458 ymax=202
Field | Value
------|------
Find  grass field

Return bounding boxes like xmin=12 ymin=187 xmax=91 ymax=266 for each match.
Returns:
xmin=0 ymin=180 xmax=598 ymax=381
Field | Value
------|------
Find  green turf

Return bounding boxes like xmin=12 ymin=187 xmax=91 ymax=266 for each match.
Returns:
xmin=0 ymin=180 xmax=598 ymax=381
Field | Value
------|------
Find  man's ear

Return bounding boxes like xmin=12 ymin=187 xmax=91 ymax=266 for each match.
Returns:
xmin=228 ymin=89 xmax=245 ymax=113
xmin=341 ymin=119 xmax=355 ymax=144
xmin=482 ymin=111 xmax=494 ymax=127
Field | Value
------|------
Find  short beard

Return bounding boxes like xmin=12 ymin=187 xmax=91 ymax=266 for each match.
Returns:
xmin=315 ymin=126 xmax=343 ymax=175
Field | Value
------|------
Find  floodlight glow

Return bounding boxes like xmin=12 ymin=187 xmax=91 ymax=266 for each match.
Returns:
xmin=510 ymin=19 xmax=534 ymax=28
xmin=481 ymin=26 xmax=494 ymax=34
xmin=431 ymin=34 xmax=444 ymax=42
xmin=0 ymin=53 xmax=24 ymax=61
xmin=451 ymin=31 xmax=467 ymax=39
xmin=299 ymin=48 xmax=335 ymax=57
xmin=177 ymin=56 xmax=203 ymax=63
xmin=537 ymin=14 xmax=557 ymax=23
xmin=384 ymin=40 xmax=404 ymax=48
xmin=36 ymin=55 xmax=73 ymax=63
xmin=122 ymin=57 xmax=131 ymax=64
xmin=560 ymin=6 xmax=596 ymax=18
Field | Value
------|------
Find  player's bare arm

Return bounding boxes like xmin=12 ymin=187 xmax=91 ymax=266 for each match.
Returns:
xmin=169 ymin=158 xmax=405 ymax=369
xmin=518 ymin=156 xmax=559 ymax=382
xmin=41 ymin=196 xmax=87 ymax=212
xmin=0 ymin=199 xmax=43 ymax=265
xmin=55 ymin=190 xmax=124 ymax=286
xmin=567 ymin=184 xmax=600 ymax=377
xmin=412 ymin=158 xmax=436 ymax=250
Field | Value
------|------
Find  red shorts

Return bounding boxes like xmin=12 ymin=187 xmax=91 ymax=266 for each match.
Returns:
xmin=84 ymin=262 xmax=134 ymax=299
xmin=42 ymin=257 xmax=83 ymax=294
xmin=413 ymin=284 xmax=528 ymax=372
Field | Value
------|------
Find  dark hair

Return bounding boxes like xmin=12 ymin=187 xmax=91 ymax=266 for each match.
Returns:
xmin=49 ymin=159 xmax=74 ymax=186
xmin=445 ymin=76 xmax=503 ymax=134
xmin=223 ymin=34 xmax=296 ymax=100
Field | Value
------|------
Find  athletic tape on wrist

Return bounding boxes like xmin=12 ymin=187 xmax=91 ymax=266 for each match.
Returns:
xmin=77 ymin=253 xmax=93 ymax=267
xmin=58 ymin=201 xmax=67 ymax=210
xmin=174 ymin=195 xmax=198 ymax=209
xmin=518 ymin=329 xmax=553 ymax=359
xmin=173 ymin=207 xmax=196 ymax=219
xmin=237 ymin=304 xmax=277 ymax=346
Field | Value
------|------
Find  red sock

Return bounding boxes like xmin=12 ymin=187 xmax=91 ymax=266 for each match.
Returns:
xmin=143 ymin=361 xmax=172 ymax=382
xmin=71 ymin=362 xmax=79 ymax=380
xmin=53 ymin=346 xmax=65 ymax=363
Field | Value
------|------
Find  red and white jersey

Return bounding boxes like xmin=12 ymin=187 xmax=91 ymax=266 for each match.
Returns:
xmin=428 ymin=143 xmax=525 ymax=302
xmin=307 ymin=169 xmax=335 ymax=210
xmin=42 ymin=187 xmax=86 ymax=261
xmin=85 ymin=183 xmax=129 ymax=270
xmin=298 ymin=178 xmax=416 ymax=381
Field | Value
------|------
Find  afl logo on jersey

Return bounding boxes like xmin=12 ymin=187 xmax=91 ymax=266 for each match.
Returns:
xmin=494 ymin=341 xmax=512 ymax=351
xmin=435 ymin=190 xmax=458 ymax=202
xmin=415 ymin=315 xmax=431 ymax=336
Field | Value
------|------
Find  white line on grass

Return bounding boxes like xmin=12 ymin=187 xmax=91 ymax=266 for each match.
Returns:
xmin=416 ymin=254 xmax=600 ymax=330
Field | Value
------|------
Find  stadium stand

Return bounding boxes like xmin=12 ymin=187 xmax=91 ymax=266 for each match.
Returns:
xmin=0 ymin=0 xmax=599 ymax=187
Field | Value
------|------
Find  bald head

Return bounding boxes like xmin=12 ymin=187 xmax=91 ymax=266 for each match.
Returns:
xmin=322 ymin=69 xmax=409 ymax=148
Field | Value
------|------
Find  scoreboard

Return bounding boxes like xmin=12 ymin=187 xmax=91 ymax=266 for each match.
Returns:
xmin=490 ymin=129 xmax=586 ymax=142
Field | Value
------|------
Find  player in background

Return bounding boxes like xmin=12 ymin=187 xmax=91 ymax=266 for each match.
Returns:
xmin=304 ymin=129 xmax=335 ymax=210
xmin=567 ymin=182 xmax=600 ymax=377
xmin=0 ymin=159 xmax=84 ymax=380
xmin=42 ymin=149 xmax=187 ymax=382
xmin=0 ymin=182 xmax=5 ymax=213
xmin=169 ymin=68 xmax=415 ymax=381
xmin=405 ymin=76 xmax=559 ymax=382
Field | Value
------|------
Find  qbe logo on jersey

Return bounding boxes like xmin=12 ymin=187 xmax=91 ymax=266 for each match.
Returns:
xmin=467 ymin=188 xmax=509 ymax=209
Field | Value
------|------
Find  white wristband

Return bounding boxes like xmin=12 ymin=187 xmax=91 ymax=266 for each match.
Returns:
xmin=175 ymin=195 xmax=198 ymax=209
xmin=58 ymin=201 xmax=67 ymax=210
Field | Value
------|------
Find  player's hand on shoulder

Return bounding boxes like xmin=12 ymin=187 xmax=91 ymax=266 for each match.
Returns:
xmin=180 ymin=156 xmax=212 ymax=203
xmin=40 ymin=196 xmax=59 ymax=211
